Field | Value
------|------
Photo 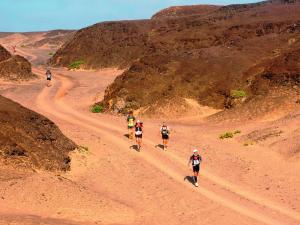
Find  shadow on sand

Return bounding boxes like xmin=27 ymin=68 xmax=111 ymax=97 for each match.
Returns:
xmin=155 ymin=144 xmax=164 ymax=150
xmin=124 ymin=134 xmax=130 ymax=139
xmin=184 ymin=176 xmax=195 ymax=185
xmin=130 ymin=145 xmax=140 ymax=152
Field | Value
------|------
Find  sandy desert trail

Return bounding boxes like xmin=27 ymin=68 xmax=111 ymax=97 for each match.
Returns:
xmin=0 ymin=45 xmax=300 ymax=225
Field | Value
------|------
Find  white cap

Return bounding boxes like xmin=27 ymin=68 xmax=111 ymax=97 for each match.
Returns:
xmin=137 ymin=120 xmax=141 ymax=123
xmin=193 ymin=149 xmax=198 ymax=153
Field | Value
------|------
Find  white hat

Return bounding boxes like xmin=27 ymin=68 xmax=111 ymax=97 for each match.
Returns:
xmin=137 ymin=120 xmax=141 ymax=123
xmin=193 ymin=149 xmax=198 ymax=153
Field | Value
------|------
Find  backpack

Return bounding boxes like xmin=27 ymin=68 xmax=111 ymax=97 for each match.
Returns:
xmin=127 ymin=116 xmax=135 ymax=126
xmin=46 ymin=70 xmax=51 ymax=78
xmin=161 ymin=126 xmax=169 ymax=135
xmin=191 ymin=155 xmax=201 ymax=166
xmin=135 ymin=123 xmax=143 ymax=135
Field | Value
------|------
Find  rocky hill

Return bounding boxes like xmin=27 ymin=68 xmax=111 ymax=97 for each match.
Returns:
xmin=152 ymin=5 xmax=220 ymax=19
xmin=28 ymin=30 xmax=75 ymax=48
xmin=50 ymin=20 xmax=153 ymax=68
xmin=51 ymin=0 xmax=300 ymax=115
xmin=0 ymin=45 xmax=36 ymax=80
xmin=0 ymin=32 xmax=14 ymax=38
xmin=0 ymin=95 xmax=76 ymax=171
xmin=0 ymin=44 xmax=11 ymax=62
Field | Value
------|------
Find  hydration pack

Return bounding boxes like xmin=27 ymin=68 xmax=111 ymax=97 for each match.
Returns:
xmin=161 ymin=126 xmax=169 ymax=135
xmin=46 ymin=70 xmax=52 ymax=78
xmin=135 ymin=124 xmax=143 ymax=135
xmin=127 ymin=116 xmax=135 ymax=126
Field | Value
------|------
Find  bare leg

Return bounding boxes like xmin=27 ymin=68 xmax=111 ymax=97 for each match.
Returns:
xmin=128 ymin=129 xmax=131 ymax=139
xmin=193 ymin=171 xmax=199 ymax=186
xmin=164 ymin=139 xmax=168 ymax=150
xmin=131 ymin=128 xmax=134 ymax=139
xmin=137 ymin=138 xmax=142 ymax=151
xmin=135 ymin=137 xmax=139 ymax=149
xmin=128 ymin=128 xmax=133 ymax=139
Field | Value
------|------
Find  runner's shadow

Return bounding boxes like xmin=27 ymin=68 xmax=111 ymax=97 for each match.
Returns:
xmin=155 ymin=144 xmax=164 ymax=150
xmin=184 ymin=176 xmax=194 ymax=185
xmin=124 ymin=134 xmax=130 ymax=139
xmin=130 ymin=145 xmax=140 ymax=152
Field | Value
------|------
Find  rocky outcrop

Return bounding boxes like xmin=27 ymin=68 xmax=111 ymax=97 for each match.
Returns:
xmin=0 ymin=45 xmax=35 ymax=80
xmin=0 ymin=95 xmax=76 ymax=171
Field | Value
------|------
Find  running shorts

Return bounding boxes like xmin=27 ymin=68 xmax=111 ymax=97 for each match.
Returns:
xmin=193 ymin=165 xmax=200 ymax=172
xmin=162 ymin=134 xmax=169 ymax=140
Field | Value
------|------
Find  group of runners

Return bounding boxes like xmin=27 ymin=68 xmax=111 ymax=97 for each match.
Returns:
xmin=127 ymin=111 xmax=202 ymax=187
xmin=127 ymin=111 xmax=171 ymax=151
xmin=45 ymin=70 xmax=202 ymax=187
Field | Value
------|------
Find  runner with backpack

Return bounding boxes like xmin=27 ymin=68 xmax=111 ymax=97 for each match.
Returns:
xmin=45 ymin=69 xmax=52 ymax=87
xmin=126 ymin=111 xmax=136 ymax=139
xmin=135 ymin=120 xmax=143 ymax=151
xmin=160 ymin=122 xmax=170 ymax=151
xmin=188 ymin=149 xmax=202 ymax=187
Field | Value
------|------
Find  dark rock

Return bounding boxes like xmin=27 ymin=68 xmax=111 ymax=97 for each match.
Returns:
xmin=0 ymin=95 xmax=77 ymax=171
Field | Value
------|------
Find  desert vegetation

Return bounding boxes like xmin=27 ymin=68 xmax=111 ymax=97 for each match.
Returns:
xmin=68 ymin=60 xmax=85 ymax=70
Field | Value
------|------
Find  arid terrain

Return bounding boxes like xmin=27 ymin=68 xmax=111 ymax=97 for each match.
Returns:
xmin=0 ymin=95 xmax=76 ymax=171
xmin=0 ymin=44 xmax=35 ymax=81
xmin=51 ymin=0 xmax=300 ymax=116
xmin=0 ymin=1 xmax=300 ymax=225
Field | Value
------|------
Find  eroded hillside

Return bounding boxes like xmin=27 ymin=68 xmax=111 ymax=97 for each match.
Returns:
xmin=0 ymin=45 xmax=35 ymax=80
xmin=51 ymin=0 xmax=300 ymax=116
xmin=0 ymin=95 xmax=76 ymax=171
xmin=151 ymin=5 xmax=221 ymax=19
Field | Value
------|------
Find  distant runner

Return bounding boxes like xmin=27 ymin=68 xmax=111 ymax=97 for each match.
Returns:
xmin=127 ymin=111 xmax=136 ymax=139
xmin=46 ymin=69 xmax=52 ymax=87
xmin=12 ymin=45 xmax=16 ymax=54
xmin=188 ymin=149 xmax=202 ymax=187
xmin=135 ymin=120 xmax=143 ymax=151
xmin=160 ymin=122 xmax=170 ymax=151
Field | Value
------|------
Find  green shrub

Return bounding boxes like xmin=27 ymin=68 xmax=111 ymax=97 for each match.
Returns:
xmin=79 ymin=145 xmax=88 ymax=151
xmin=219 ymin=130 xmax=242 ymax=139
xmin=219 ymin=132 xmax=234 ymax=139
xmin=91 ymin=104 xmax=104 ymax=113
xmin=48 ymin=52 xmax=54 ymax=56
xmin=68 ymin=60 xmax=85 ymax=70
xmin=231 ymin=90 xmax=247 ymax=98
xmin=78 ymin=145 xmax=89 ymax=154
